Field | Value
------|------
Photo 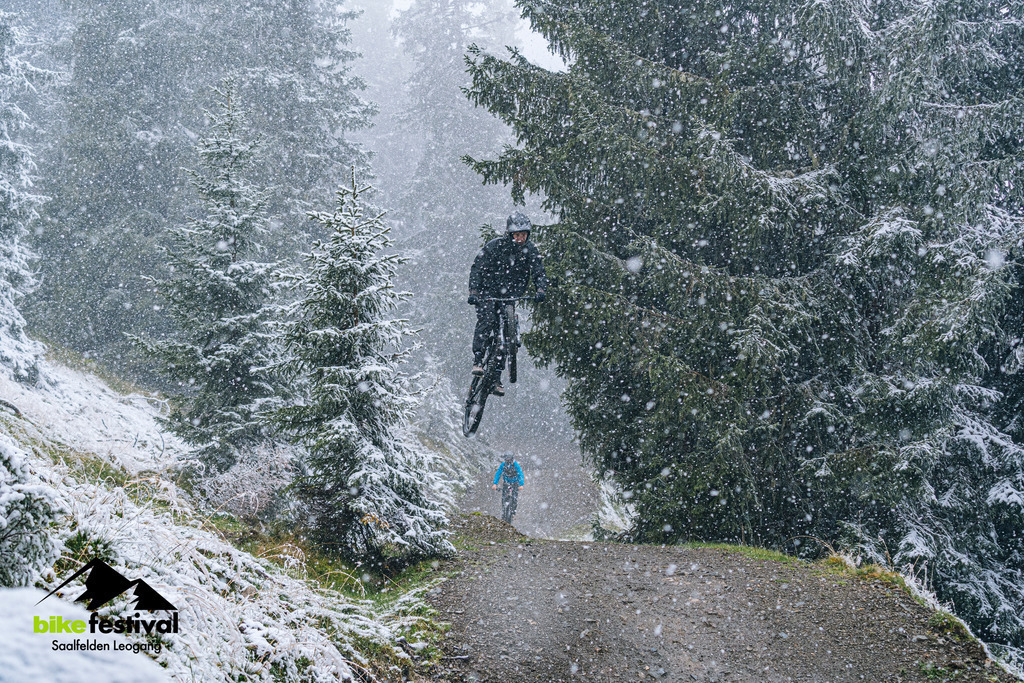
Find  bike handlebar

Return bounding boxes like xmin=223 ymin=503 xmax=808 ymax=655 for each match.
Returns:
xmin=479 ymin=296 xmax=533 ymax=303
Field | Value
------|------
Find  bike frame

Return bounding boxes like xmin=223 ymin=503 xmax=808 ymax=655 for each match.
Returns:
xmin=463 ymin=296 xmax=530 ymax=436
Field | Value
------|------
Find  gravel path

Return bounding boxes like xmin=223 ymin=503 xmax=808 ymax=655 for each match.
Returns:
xmin=426 ymin=515 xmax=1014 ymax=682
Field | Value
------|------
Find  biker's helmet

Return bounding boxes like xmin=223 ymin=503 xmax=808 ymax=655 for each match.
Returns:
xmin=506 ymin=212 xmax=532 ymax=238
xmin=502 ymin=451 xmax=515 ymax=464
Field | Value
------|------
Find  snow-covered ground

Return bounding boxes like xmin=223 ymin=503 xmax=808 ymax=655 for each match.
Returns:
xmin=0 ymin=587 xmax=170 ymax=683
xmin=0 ymin=360 xmax=187 ymax=474
xmin=0 ymin=358 xmax=448 ymax=681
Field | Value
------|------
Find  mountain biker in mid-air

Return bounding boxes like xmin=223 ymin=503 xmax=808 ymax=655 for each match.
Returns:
xmin=467 ymin=212 xmax=548 ymax=396
xmin=492 ymin=452 xmax=525 ymax=524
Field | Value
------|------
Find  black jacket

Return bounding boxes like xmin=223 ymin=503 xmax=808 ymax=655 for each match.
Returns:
xmin=469 ymin=236 xmax=549 ymax=298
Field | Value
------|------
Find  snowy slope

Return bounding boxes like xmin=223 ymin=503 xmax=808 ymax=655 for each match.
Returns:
xmin=0 ymin=360 xmax=186 ymax=473
xmin=0 ymin=358 xmax=445 ymax=681
xmin=0 ymin=587 xmax=170 ymax=683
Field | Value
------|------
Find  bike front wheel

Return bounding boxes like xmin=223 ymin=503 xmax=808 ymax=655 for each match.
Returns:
xmin=463 ymin=376 xmax=488 ymax=436
xmin=500 ymin=485 xmax=518 ymax=523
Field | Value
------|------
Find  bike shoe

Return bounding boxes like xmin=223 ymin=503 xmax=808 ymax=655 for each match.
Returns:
xmin=491 ymin=383 xmax=505 ymax=396
xmin=472 ymin=365 xmax=485 ymax=376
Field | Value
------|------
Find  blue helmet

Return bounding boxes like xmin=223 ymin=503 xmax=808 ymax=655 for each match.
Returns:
xmin=506 ymin=212 xmax=532 ymax=236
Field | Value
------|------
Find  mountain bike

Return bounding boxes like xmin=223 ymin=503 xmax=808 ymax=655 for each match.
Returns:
xmin=463 ymin=296 xmax=530 ymax=437
xmin=500 ymin=479 xmax=520 ymax=523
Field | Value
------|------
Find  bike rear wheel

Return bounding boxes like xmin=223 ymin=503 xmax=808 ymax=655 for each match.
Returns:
xmin=505 ymin=304 xmax=518 ymax=385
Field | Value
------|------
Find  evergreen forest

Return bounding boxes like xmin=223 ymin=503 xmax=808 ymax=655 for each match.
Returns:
xmin=0 ymin=0 xmax=1022 ymax=669
xmin=466 ymin=0 xmax=1024 ymax=661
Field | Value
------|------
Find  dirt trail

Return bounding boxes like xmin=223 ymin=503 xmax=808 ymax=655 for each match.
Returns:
xmin=426 ymin=516 xmax=1014 ymax=682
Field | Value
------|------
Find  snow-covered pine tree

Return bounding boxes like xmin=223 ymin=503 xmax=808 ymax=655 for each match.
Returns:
xmin=839 ymin=0 xmax=1024 ymax=660
xmin=28 ymin=0 xmax=197 ymax=363
xmin=0 ymin=432 xmax=60 ymax=587
xmin=466 ymin=0 xmax=856 ymax=546
xmin=466 ymin=0 xmax=1024 ymax=659
xmin=215 ymin=0 xmax=373 ymax=226
xmin=277 ymin=172 xmax=452 ymax=566
xmin=136 ymin=83 xmax=281 ymax=474
xmin=0 ymin=12 xmax=47 ymax=382
xmin=28 ymin=0 xmax=372 ymax=372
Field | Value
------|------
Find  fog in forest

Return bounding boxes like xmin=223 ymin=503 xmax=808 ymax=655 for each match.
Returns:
xmin=4 ymin=0 xmax=1024 ymax=666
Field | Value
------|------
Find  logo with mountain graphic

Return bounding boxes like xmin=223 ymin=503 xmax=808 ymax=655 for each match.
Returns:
xmin=37 ymin=558 xmax=176 ymax=611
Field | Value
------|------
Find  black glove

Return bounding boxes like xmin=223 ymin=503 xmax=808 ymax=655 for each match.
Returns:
xmin=467 ymin=294 xmax=479 ymax=306
xmin=534 ymin=290 xmax=546 ymax=303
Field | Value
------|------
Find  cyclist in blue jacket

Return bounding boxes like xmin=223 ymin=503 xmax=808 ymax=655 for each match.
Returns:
xmin=491 ymin=452 xmax=525 ymax=524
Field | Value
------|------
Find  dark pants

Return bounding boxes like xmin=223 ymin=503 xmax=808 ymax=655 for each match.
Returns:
xmin=473 ymin=302 xmax=499 ymax=363
xmin=501 ymin=480 xmax=519 ymax=523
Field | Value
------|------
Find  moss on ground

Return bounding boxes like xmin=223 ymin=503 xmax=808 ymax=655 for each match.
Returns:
xmin=686 ymin=541 xmax=804 ymax=567
xmin=928 ymin=611 xmax=974 ymax=642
